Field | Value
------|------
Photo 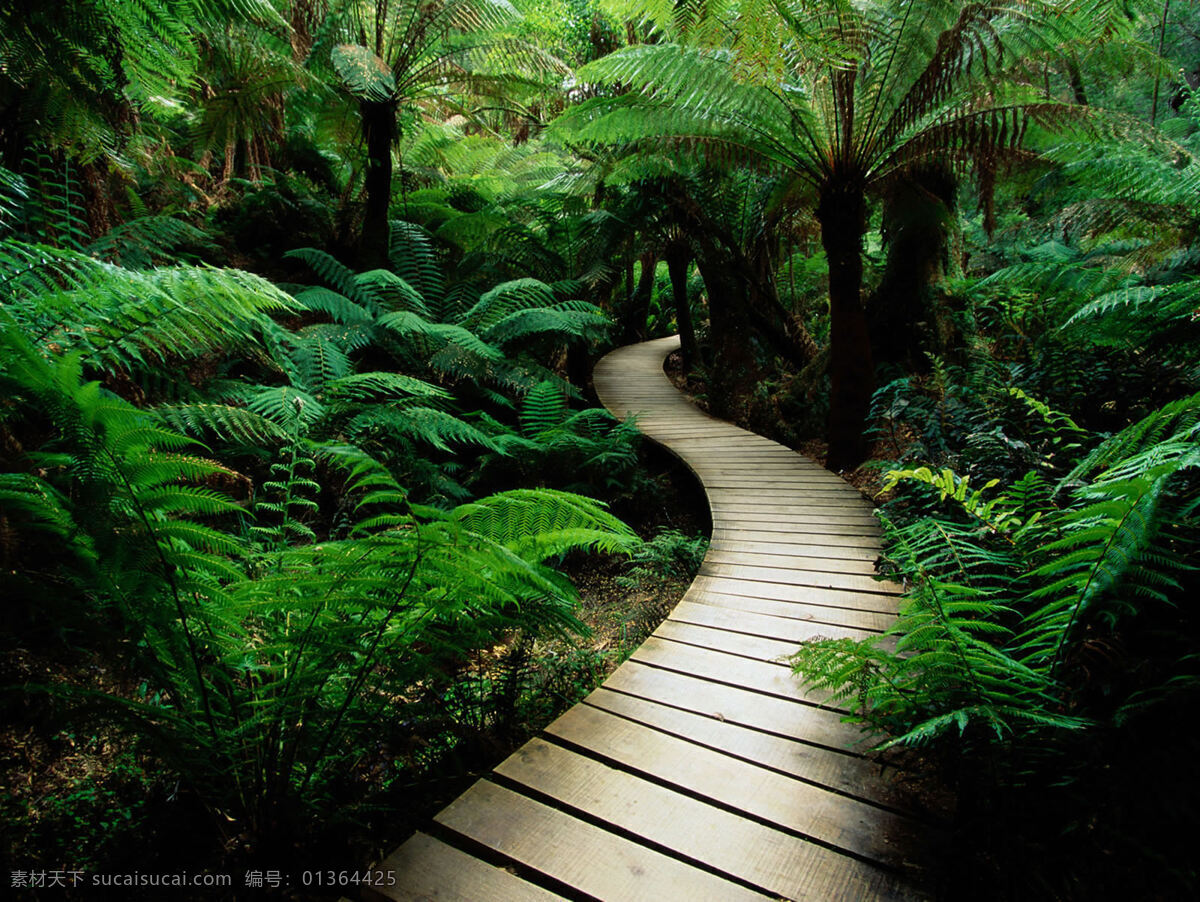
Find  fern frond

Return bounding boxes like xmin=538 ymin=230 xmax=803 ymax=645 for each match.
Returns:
xmin=482 ymin=303 xmax=612 ymax=347
xmin=1063 ymin=391 xmax=1200 ymax=488
xmin=348 ymin=406 xmax=498 ymax=453
xmin=292 ymin=287 xmax=375 ymax=325
xmin=247 ymin=385 xmax=325 ymax=425
xmin=458 ymin=277 xmax=559 ymax=332
xmin=1 ymin=240 xmax=296 ymax=372
xmin=149 ymin=400 xmax=285 ymax=448
xmin=519 ymin=380 xmax=568 ymax=437
xmin=1021 ymin=471 xmax=1178 ymax=669
xmin=325 ymin=372 xmax=450 ymax=403
xmin=388 ymin=221 xmax=445 ymax=314
xmin=354 ymin=269 xmax=430 ymax=315
xmin=377 ymin=310 xmax=503 ymax=362
xmin=285 ymin=247 xmax=375 ymax=309
xmin=452 ymin=488 xmax=639 ymax=562
xmin=85 ymin=216 xmax=213 ymax=268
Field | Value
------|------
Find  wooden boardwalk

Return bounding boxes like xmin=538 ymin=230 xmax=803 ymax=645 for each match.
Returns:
xmin=371 ymin=336 xmax=938 ymax=901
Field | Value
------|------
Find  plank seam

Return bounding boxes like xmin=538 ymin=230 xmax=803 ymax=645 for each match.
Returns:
xmin=423 ymin=816 xmax=600 ymax=902
xmin=534 ymin=733 xmax=915 ymax=875
xmin=682 ymin=594 xmax=890 ymax=633
xmin=621 ymin=653 xmax=856 ymax=724
xmin=575 ymin=697 xmax=932 ymax=821
xmin=484 ymin=771 xmax=781 ymax=900
xmin=593 ymin=678 xmax=874 ymax=762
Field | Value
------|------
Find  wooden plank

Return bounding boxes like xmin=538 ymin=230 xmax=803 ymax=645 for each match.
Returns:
xmin=669 ymin=438 xmax=791 ymax=449
xmin=582 ymin=689 xmax=929 ymax=813
xmin=495 ymin=738 xmax=920 ymax=901
xmin=697 ymin=472 xmax=858 ymax=482
xmin=685 ymin=454 xmax=812 ymax=460
xmin=670 ymin=599 xmax=880 ymax=642
xmin=683 ymin=587 xmax=894 ymax=632
xmin=709 ymin=509 xmax=879 ymax=525
xmin=701 ymin=561 xmax=902 ymax=595
xmin=709 ymin=539 xmax=878 ymax=562
xmin=709 ymin=505 xmax=881 ymax=526
xmin=656 ymin=618 xmax=804 ymax=662
xmin=541 ymin=706 xmax=922 ymax=867
xmin=631 ymin=636 xmax=825 ymax=705
xmin=650 ymin=622 xmax=854 ymax=711
xmin=696 ymin=465 xmax=835 ymax=472
xmin=602 ymin=660 xmax=873 ymax=753
xmin=377 ymin=335 xmax=934 ymax=902
xmin=435 ymin=780 xmax=767 ymax=902
xmin=704 ymin=549 xmax=880 ymax=575
xmin=692 ymin=574 xmax=901 ymax=613
xmin=706 ymin=490 xmax=872 ymax=507
xmin=712 ymin=527 xmax=885 ymax=549
xmin=369 ymin=832 xmax=560 ymax=902
xmin=645 ymin=433 xmax=748 ymax=441
xmin=712 ymin=520 xmax=884 ymax=538
xmin=706 ymin=499 xmax=872 ymax=514
xmin=703 ymin=472 xmax=865 ymax=482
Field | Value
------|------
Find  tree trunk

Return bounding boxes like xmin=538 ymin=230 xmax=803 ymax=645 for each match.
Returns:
xmin=869 ymin=165 xmax=957 ymax=368
xmin=817 ymin=182 xmax=873 ymax=471
xmin=80 ymin=160 xmax=116 ymax=239
xmin=744 ymin=252 xmax=818 ymax=370
xmin=665 ymin=241 xmax=697 ymax=370
xmin=695 ymin=249 xmax=756 ymax=418
xmin=360 ymin=99 xmax=395 ymax=269
xmin=623 ymin=251 xmax=657 ymax=342
xmin=1065 ymin=52 xmax=1088 ymax=106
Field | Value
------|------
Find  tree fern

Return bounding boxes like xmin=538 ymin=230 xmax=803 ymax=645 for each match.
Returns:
xmin=347 ymin=405 xmax=500 ymax=453
xmin=285 ymin=247 xmax=376 ymax=310
xmin=791 ymin=512 xmax=1083 ymax=747
xmin=324 ymin=371 xmax=450 ymax=403
xmin=481 ymin=301 xmax=612 ymax=348
xmin=291 ymin=286 xmax=376 ymax=325
xmin=795 ymin=390 xmax=1200 ymax=753
xmin=4 ymin=303 xmax=640 ymax=839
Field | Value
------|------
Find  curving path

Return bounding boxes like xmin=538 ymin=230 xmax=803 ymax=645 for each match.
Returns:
xmin=369 ymin=336 xmax=938 ymax=901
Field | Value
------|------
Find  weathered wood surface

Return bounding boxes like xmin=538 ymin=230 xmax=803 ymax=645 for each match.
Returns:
xmin=375 ymin=335 xmax=939 ymax=900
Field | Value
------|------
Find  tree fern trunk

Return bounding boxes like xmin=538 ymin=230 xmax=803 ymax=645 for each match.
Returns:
xmin=360 ymin=99 xmax=395 ymax=269
xmin=666 ymin=240 xmax=697 ymax=370
xmin=744 ymin=260 xmax=818 ymax=371
xmin=623 ymin=250 xmax=657 ymax=342
xmin=695 ymin=249 xmax=756 ymax=418
xmin=869 ymin=165 xmax=957 ymax=368
xmin=818 ymin=181 xmax=873 ymax=470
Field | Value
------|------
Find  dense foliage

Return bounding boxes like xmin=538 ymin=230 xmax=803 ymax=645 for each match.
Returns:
xmin=3 ymin=0 xmax=1199 ymax=897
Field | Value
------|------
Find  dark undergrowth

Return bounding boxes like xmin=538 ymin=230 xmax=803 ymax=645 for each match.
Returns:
xmin=1 ymin=450 xmax=709 ymax=900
